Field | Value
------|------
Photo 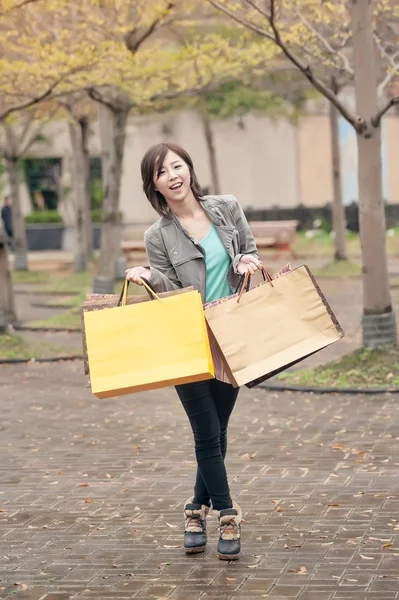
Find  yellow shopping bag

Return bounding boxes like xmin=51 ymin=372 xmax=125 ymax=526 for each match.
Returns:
xmin=84 ymin=279 xmax=214 ymax=398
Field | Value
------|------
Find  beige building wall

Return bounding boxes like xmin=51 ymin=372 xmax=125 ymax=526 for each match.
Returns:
xmin=116 ymin=110 xmax=300 ymax=223
xmin=9 ymin=109 xmax=399 ymax=225
xmin=297 ymin=115 xmax=333 ymax=207
xmin=297 ymin=113 xmax=399 ymax=207
xmin=386 ymin=117 xmax=399 ymax=204
xmin=212 ymin=112 xmax=299 ymax=211
xmin=118 ymin=111 xmax=213 ymax=225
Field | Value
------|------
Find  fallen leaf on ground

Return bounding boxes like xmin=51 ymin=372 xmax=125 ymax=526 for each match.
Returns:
xmin=298 ymin=566 xmax=308 ymax=574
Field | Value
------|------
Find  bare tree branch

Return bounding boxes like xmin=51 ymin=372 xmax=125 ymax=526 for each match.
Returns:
xmin=269 ymin=0 xmax=363 ymax=130
xmin=374 ymin=34 xmax=399 ymax=96
xmin=2 ymin=121 xmax=17 ymax=157
xmin=21 ymin=106 xmax=59 ymax=154
xmin=378 ymin=62 xmax=399 ymax=97
xmin=372 ymin=95 xmax=399 ymax=127
xmin=0 ymin=0 xmax=40 ymax=15
xmin=290 ymin=2 xmax=354 ymax=76
xmin=208 ymin=0 xmax=274 ymax=41
xmin=87 ymin=88 xmax=133 ymax=113
xmin=18 ymin=113 xmax=35 ymax=152
xmin=0 ymin=77 xmax=62 ymax=122
xmin=210 ymin=0 xmax=363 ymax=130
xmin=12 ymin=0 xmax=39 ymax=8
xmin=125 ymin=1 xmax=176 ymax=52
xmin=87 ymin=88 xmax=117 ymax=112
xmin=147 ymin=81 xmax=231 ymax=104
xmin=245 ymin=0 xmax=270 ymax=20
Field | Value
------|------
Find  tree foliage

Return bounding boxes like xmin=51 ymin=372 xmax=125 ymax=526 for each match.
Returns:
xmin=208 ymin=0 xmax=399 ymax=128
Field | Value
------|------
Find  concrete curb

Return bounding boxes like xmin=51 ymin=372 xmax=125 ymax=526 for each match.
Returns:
xmin=14 ymin=325 xmax=81 ymax=333
xmin=259 ymin=382 xmax=399 ymax=395
xmin=0 ymin=355 xmax=83 ymax=365
xmin=30 ymin=302 xmax=75 ymax=310
xmin=14 ymin=289 xmax=80 ymax=296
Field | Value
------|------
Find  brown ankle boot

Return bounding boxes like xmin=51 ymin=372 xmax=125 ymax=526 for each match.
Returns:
xmin=183 ymin=497 xmax=210 ymax=554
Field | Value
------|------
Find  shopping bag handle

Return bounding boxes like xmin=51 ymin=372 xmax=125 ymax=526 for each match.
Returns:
xmin=117 ymin=277 xmax=160 ymax=307
xmin=236 ymin=267 xmax=274 ymax=303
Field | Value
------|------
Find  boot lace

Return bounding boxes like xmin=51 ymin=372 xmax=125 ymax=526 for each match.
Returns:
xmin=185 ymin=513 xmax=204 ymax=532
xmin=216 ymin=518 xmax=240 ymax=539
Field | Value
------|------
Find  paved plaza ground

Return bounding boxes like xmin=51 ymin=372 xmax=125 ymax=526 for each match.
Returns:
xmin=1 ymin=360 xmax=399 ymax=600
xmin=1 ymin=255 xmax=399 ymax=599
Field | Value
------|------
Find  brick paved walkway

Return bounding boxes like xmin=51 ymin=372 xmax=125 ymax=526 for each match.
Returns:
xmin=1 ymin=361 xmax=399 ymax=600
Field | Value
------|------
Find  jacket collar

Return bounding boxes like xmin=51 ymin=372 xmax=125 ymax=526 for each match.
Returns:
xmin=159 ymin=197 xmax=223 ymax=233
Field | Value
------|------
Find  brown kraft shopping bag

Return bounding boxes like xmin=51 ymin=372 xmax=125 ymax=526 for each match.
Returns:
xmin=204 ymin=265 xmax=344 ymax=388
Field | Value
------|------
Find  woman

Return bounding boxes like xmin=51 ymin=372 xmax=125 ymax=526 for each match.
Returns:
xmin=126 ymin=142 xmax=262 ymax=560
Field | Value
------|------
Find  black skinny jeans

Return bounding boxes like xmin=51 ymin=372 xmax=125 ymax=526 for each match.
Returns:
xmin=175 ymin=379 xmax=239 ymax=511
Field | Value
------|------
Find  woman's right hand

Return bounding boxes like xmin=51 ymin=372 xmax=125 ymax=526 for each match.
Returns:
xmin=125 ymin=266 xmax=151 ymax=284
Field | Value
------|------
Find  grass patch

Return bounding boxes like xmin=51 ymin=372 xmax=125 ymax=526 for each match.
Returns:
xmin=26 ymin=284 xmax=147 ymax=330
xmin=26 ymin=293 xmax=86 ymax=330
xmin=277 ymin=344 xmax=399 ymax=389
xmin=27 ymin=310 xmax=82 ymax=330
xmin=12 ymin=270 xmax=51 ymax=284
xmin=37 ymin=270 xmax=136 ymax=294
xmin=313 ymin=260 xmax=362 ymax=278
xmin=38 ymin=271 xmax=96 ymax=293
xmin=292 ymin=230 xmax=399 ymax=258
xmin=45 ymin=296 xmax=81 ymax=308
xmin=0 ymin=332 xmax=81 ymax=360
xmin=293 ymin=231 xmax=358 ymax=257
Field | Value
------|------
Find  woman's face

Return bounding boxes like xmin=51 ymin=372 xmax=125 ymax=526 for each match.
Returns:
xmin=153 ymin=150 xmax=192 ymax=205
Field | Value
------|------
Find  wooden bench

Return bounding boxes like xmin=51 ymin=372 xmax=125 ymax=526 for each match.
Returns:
xmin=121 ymin=220 xmax=299 ymax=261
xmin=120 ymin=226 xmax=147 ymax=260
xmin=249 ymin=220 xmax=298 ymax=260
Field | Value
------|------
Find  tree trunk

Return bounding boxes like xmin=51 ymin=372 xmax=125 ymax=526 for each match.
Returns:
xmin=6 ymin=156 xmax=29 ymax=270
xmin=329 ymin=84 xmax=348 ymax=261
xmin=79 ymin=117 xmax=93 ymax=256
xmin=200 ymin=104 xmax=221 ymax=195
xmin=68 ymin=121 xmax=89 ymax=272
xmin=350 ymin=0 xmax=396 ymax=345
xmin=0 ymin=234 xmax=18 ymax=326
xmin=94 ymin=105 xmax=128 ymax=292
xmin=98 ymin=103 xmax=113 ymax=210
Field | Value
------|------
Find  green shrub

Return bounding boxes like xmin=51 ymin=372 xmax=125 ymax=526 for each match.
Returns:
xmin=25 ymin=211 xmax=63 ymax=224
xmin=91 ymin=209 xmax=102 ymax=223
xmin=91 ymin=210 xmax=123 ymax=223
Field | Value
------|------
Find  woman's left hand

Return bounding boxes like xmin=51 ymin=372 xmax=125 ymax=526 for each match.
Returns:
xmin=236 ymin=255 xmax=263 ymax=276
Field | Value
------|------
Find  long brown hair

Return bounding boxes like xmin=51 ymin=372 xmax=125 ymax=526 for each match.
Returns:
xmin=141 ymin=142 xmax=203 ymax=218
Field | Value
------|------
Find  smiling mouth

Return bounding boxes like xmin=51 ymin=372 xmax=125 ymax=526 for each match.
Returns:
xmin=169 ymin=182 xmax=182 ymax=190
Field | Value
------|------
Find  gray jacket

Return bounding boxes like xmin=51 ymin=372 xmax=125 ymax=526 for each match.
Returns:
xmin=145 ymin=194 xmax=259 ymax=302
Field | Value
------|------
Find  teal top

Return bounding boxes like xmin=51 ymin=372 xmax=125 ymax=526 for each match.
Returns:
xmin=200 ymin=223 xmax=232 ymax=303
